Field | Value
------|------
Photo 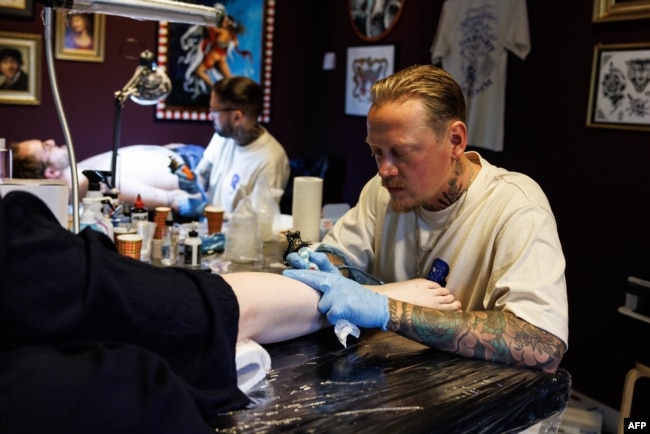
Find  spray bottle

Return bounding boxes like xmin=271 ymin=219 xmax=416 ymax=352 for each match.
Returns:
xmin=79 ymin=170 xmax=114 ymax=238
xmin=79 ymin=197 xmax=113 ymax=238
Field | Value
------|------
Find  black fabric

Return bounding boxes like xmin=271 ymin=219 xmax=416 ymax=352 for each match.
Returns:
xmin=0 ymin=191 xmax=250 ymax=433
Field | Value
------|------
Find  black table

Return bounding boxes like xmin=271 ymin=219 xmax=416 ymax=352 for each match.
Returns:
xmin=156 ymin=239 xmax=571 ymax=432
xmin=213 ymin=328 xmax=572 ymax=433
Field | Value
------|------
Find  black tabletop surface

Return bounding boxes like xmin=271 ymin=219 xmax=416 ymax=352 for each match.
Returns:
xmin=213 ymin=328 xmax=572 ymax=434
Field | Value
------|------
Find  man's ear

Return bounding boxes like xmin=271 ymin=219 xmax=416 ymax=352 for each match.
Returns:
xmin=43 ymin=166 xmax=61 ymax=179
xmin=448 ymin=121 xmax=467 ymax=158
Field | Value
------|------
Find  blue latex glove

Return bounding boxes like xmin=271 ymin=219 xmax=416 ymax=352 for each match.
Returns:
xmin=200 ymin=232 xmax=226 ymax=254
xmin=176 ymin=169 xmax=200 ymax=195
xmin=178 ymin=198 xmax=207 ymax=218
xmin=282 ymin=269 xmax=389 ymax=330
xmin=285 ymin=249 xmax=340 ymax=274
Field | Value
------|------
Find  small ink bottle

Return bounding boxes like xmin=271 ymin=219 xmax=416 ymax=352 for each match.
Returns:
xmin=184 ymin=221 xmax=202 ymax=268
xmin=130 ymin=194 xmax=149 ymax=223
xmin=161 ymin=211 xmax=175 ymax=267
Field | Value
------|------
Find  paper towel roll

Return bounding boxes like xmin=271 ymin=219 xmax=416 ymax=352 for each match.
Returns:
xmin=291 ymin=176 xmax=323 ymax=242
xmin=235 ymin=339 xmax=272 ymax=394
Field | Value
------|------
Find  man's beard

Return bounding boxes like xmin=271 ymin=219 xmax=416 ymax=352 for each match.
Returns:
xmin=382 ymin=178 xmax=420 ymax=213
xmin=214 ymin=122 xmax=234 ymax=139
xmin=389 ymin=197 xmax=420 ymax=213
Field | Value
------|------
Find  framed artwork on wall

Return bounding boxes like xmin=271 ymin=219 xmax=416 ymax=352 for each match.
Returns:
xmin=55 ymin=11 xmax=105 ymax=63
xmin=345 ymin=44 xmax=395 ymax=117
xmin=0 ymin=31 xmax=41 ymax=105
xmin=156 ymin=0 xmax=275 ymax=122
xmin=0 ymin=0 xmax=34 ymax=18
xmin=592 ymin=0 xmax=650 ymax=22
xmin=349 ymin=0 xmax=405 ymax=41
xmin=586 ymin=42 xmax=650 ymax=131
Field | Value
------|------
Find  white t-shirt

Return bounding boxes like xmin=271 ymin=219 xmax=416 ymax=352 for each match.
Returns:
xmin=194 ymin=128 xmax=290 ymax=214
xmin=322 ymin=152 xmax=568 ymax=346
xmin=430 ymin=0 xmax=530 ymax=151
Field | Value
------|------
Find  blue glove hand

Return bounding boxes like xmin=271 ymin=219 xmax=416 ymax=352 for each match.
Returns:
xmin=285 ymin=249 xmax=340 ymax=274
xmin=282 ymin=269 xmax=389 ymax=330
xmin=177 ymin=198 xmax=207 ymax=218
xmin=176 ymin=169 xmax=200 ymax=194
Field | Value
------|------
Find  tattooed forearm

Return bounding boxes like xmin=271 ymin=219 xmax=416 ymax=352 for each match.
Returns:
xmin=386 ymin=300 xmax=565 ymax=373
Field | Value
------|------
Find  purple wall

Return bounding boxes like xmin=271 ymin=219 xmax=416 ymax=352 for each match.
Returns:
xmin=2 ymin=0 xmax=650 ymax=416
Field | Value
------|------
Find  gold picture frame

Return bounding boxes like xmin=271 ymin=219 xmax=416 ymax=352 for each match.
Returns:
xmin=0 ymin=0 xmax=34 ymax=18
xmin=55 ymin=11 xmax=105 ymax=62
xmin=0 ymin=31 xmax=42 ymax=105
xmin=593 ymin=0 xmax=650 ymax=22
xmin=586 ymin=42 xmax=650 ymax=131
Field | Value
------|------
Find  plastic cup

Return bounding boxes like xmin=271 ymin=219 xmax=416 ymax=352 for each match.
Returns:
xmin=136 ymin=220 xmax=155 ymax=262
xmin=0 ymin=148 xmax=12 ymax=179
xmin=113 ymin=225 xmax=137 ymax=244
xmin=204 ymin=205 xmax=225 ymax=234
xmin=116 ymin=233 xmax=143 ymax=260
xmin=153 ymin=206 xmax=171 ymax=239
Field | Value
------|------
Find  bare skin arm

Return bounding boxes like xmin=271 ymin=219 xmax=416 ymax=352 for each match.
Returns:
xmin=223 ymin=272 xmax=330 ymax=344
xmin=223 ymin=273 xmax=463 ymax=345
xmin=372 ymin=278 xmax=461 ymax=311
xmin=387 ymin=300 xmax=566 ymax=373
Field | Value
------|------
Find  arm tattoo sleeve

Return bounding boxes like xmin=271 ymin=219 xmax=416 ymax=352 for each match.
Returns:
xmin=386 ymin=300 xmax=565 ymax=374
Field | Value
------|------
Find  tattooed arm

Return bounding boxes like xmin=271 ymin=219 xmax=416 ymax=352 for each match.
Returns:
xmin=387 ymin=300 xmax=566 ymax=374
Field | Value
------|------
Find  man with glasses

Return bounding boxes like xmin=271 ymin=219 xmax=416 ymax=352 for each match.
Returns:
xmin=175 ymin=76 xmax=290 ymax=218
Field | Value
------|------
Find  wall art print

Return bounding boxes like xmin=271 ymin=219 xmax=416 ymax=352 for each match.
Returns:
xmin=345 ymin=44 xmax=395 ymax=117
xmin=0 ymin=31 xmax=41 ymax=105
xmin=55 ymin=11 xmax=105 ymax=63
xmin=587 ymin=42 xmax=650 ymax=131
xmin=348 ymin=0 xmax=405 ymax=42
xmin=156 ymin=0 xmax=274 ymax=122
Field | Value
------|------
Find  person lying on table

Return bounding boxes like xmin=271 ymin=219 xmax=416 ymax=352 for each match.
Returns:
xmin=0 ymin=190 xmax=459 ymax=434
xmin=10 ymin=139 xmax=204 ymax=210
xmin=283 ymin=64 xmax=569 ymax=374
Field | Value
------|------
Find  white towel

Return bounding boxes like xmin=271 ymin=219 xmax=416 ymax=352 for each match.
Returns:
xmin=235 ymin=339 xmax=272 ymax=394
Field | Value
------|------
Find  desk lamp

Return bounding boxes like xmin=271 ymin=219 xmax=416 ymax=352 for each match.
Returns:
xmin=36 ymin=0 xmax=224 ymax=233
xmin=110 ymin=46 xmax=171 ymax=190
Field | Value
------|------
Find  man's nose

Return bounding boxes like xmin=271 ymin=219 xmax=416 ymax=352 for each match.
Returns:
xmin=377 ymin=156 xmax=398 ymax=178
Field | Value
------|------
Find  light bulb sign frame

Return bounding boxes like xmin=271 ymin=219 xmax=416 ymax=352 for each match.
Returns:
xmin=155 ymin=0 xmax=274 ymax=123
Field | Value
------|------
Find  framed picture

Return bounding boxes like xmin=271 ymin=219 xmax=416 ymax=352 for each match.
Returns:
xmin=0 ymin=31 xmax=41 ymax=105
xmin=593 ymin=0 xmax=650 ymax=22
xmin=349 ymin=0 xmax=405 ymax=41
xmin=0 ymin=0 xmax=34 ymax=18
xmin=345 ymin=44 xmax=395 ymax=117
xmin=586 ymin=42 xmax=650 ymax=131
xmin=55 ymin=11 xmax=105 ymax=63
xmin=156 ymin=0 xmax=275 ymax=122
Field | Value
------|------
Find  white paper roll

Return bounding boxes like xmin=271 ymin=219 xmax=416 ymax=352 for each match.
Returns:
xmin=291 ymin=176 xmax=323 ymax=242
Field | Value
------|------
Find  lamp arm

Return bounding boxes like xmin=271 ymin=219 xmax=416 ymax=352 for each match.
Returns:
xmin=110 ymin=100 xmax=123 ymax=188
xmin=44 ymin=7 xmax=81 ymax=233
xmin=36 ymin=0 xmax=224 ymax=26
xmin=110 ymin=65 xmax=152 ymax=187
xmin=115 ymin=67 xmax=148 ymax=105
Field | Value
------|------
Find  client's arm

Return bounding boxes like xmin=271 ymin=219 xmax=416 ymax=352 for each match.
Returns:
xmin=282 ymin=270 xmax=565 ymax=373
xmin=222 ymin=272 xmax=330 ymax=344
xmin=372 ymin=279 xmax=461 ymax=311
xmin=114 ymin=176 xmax=191 ymax=209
